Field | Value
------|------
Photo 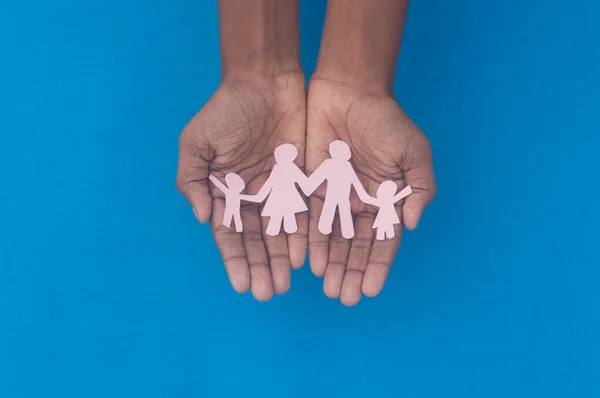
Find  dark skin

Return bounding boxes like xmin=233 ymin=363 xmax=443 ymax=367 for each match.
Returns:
xmin=177 ymin=0 xmax=305 ymax=301
xmin=176 ymin=0 xmax=436 ymax=305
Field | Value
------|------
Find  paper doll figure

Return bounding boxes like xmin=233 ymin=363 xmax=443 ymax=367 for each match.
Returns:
xmin=362 ymin=183 xmax=413 ymax=241
xmin=245 ymin=143 xmax=310 ymax=236
xmin=209 ymin=173 xmax=254 ymax=232
xmin=304 ymin=140 xmax=372 ymax=239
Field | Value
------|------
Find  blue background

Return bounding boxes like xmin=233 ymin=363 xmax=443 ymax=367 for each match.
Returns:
xmin=1 ymin=0 xmax=599 ymax=397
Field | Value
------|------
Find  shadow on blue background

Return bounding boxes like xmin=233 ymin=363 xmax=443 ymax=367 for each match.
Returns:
xmin=1 ymin=0 xmax=599 ymax=397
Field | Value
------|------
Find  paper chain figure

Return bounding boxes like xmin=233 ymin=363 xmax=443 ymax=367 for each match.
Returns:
xmin=209 ymin=141 xmax=413 ymax=241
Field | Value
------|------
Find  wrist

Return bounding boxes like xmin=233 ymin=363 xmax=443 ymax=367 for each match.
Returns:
xmin=222 ymin=58 xmax=303 ymax=82
xmin=311 ymin=61 xmax=393 ymax=94
xmin=222 ymin=65 xmax=305 ymax=88
xmin=221 ymin=68 xmax=306 ymax=100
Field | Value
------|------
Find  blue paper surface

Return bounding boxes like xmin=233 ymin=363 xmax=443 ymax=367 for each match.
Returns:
xmin=0 ymin=0 xmax=599 ymax=397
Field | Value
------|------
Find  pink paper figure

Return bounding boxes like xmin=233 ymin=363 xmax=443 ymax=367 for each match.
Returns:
xmin=361 ymin=183 xmax=413 ymax=241
xmin=244 ymin=143 xmax=310 ymax=236
xmin=209 ymin=173 xmax=255 ymax=233
xmin=304 ymin=140 xmax=372 ymax=239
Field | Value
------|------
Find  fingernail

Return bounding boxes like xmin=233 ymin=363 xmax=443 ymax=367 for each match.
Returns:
xmin=192 ymin=207 xmax=199 ymax=220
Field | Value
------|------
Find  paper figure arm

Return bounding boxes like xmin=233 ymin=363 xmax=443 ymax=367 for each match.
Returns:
xmin=239 ymin=193 xmax=261 ymax=203
xmin=209 ymin=175 xmax=229 ymax=194
xmin=393 ymin=185 xmax=413 ymax=203
xmin=242 ymin=176 xmax=274 ymax=203
xmin=294 ymin=167 xmax=312 ymax=196
xmin=350 ymin=171 xmax=377 ymax=205
xmin=303 ymin=161 xmax=329 ymax=196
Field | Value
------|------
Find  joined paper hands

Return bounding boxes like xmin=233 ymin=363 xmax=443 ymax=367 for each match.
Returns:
xmin=209 ymin=140 xmax=413 ymax=242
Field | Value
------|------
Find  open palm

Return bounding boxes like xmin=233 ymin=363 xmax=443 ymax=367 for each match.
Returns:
xmin=176 ymin=74 xmax=307 ymax=301
xmin=306 ymin=80 xmax=437 ymax=306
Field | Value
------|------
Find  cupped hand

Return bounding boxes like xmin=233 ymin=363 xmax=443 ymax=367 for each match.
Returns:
xmin=306 ymin=79 xmax=437 ymax=306
xmin=176 ymin=73 xmax=307 ymax=301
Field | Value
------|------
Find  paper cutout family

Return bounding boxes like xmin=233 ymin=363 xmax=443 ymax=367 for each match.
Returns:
xmin=209 ymin=140 xmax=412 ymax=241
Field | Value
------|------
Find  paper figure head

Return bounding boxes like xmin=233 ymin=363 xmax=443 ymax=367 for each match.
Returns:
xmin=376 ymin=180 xmax=398 ymax=199
xmin=225 ymin=173 xmax=245 ymax=193
xmin=274 ymin=143 xmax=298 ymax=163
xmin=329 ymin=140 xmax=351 ymax=161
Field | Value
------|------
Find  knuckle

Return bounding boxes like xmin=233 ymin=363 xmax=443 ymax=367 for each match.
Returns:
xmin=308 ymin=239 xmax=328 ymax=248
xmin=242 ymin=231 xmax=264 ymax=243
xmin=223 ymin=254 xmax=247 ymax=264
xmin=345 ymin=268 xmax=365 ymax=277
xmin=351 ymin=237 xmax=372 ymax=252
xmin=213 ymin=225 xmax=238 ymax=242
xmin=330 ymin=235 xmax=348 ymax=246
xmin=268 ymin=254 xmax=291 ymax=268
xmin=327 ymin=260 xmax=347 ymax=269
xmin=248 ymin=261 xmax=268 ymax=270
xmin=368 ymin=260 xmax=391 ymax=271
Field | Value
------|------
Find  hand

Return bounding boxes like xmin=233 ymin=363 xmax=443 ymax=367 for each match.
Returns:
xmin=306 ymin=79 xmax=437 ymax=306
xmin=176 ymin=73 xmax=307 ymax=301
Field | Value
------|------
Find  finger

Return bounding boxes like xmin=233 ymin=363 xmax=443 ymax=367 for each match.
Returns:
xmin=323 ymin=214 xmax=351 ymax=299
xmin=362 ymin=208 xmax=403 ymax=297
xmin=262 ymin=217 xmax=291 ymax=296
xmin=340 ymin=213 xmax=375 ymax=306
xmin=288 ymin=209 xmax=308 ymax=269
xmin=305 ymin=125 xmax=331 ymax=278
xmin=308 ymin=196 xmax=329 ymax=277
xmin=241 ymin=204 xmax=272 ymax=302
xmin=402 ymin=138 xmax=437 ymax=230
xmin=288 ymin=140 xmax=308 ymax=270
xmin=211 ymin=198 xmax=250 ymax=293
xmin=176 ymin=132 xmax=213 ymax=223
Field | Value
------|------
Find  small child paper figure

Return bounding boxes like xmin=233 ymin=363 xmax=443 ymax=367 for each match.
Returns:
xmin=209 ymin=173 xmax=254 ymax=233
xmin=363 ymin=182 xmax=413 ymax=241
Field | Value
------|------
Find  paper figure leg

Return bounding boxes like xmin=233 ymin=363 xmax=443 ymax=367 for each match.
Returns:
xmin=266 ymin=214 xmax=283 ymax=236
xmin=283 ymin=213 xmax=298 ymax=234
xmin=385 ymin=226 xmax=395 ymax=240
xmin=223 ymin=210 xmax=233 ymax=229
xmin=376 ymin=227 xmax=385 ymax=241
xmin=233 ymin=211 xmax=243 ymax=233
xmin=318 ymin=202 xmax=336 ymax=235
xmin=338 ymin=200 xmax=354 ymax=239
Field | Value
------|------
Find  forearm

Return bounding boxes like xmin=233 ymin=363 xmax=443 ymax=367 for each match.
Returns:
xmin=218 ymin=0 xmax=302 ymax=80
xmin=312 ymin=0 xmax=410 ymax=93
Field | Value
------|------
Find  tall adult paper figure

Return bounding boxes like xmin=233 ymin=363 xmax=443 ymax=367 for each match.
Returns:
xmin=245 ymin=144 xmax=310 ymax=236
xmin=304 ymin=140 xmax=372 ymax=239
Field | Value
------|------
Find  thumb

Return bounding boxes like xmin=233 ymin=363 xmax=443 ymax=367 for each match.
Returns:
xmin=176 ymin=133 xmax=213 ymax=223
xmin=401 ymin=140 xmax=437 ymax=230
